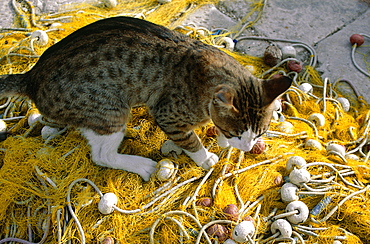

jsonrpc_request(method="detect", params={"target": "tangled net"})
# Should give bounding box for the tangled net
[0,0,369,243]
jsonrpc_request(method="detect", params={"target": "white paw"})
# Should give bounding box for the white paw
[80,128,157,181]
[129,157,157,182]
[95,154,157,182]
[217,133,230,148]
[184,147,219,170]
[199,152,219,170]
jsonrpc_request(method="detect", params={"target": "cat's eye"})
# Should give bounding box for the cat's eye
[227,131,241,139]
[218,128,233,139]
[254,130,267,140]
[218,127,242,140]
[228,132,240,139]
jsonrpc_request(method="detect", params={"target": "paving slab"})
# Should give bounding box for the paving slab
[181,4,236,30]
[241,0,368,45]
[315,8,370,103]
[0,0,13,28]
[0,0,88,28]
[183,0,370,104]
[250,0,370,104]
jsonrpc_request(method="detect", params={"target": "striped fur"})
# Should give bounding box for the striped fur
[0,17,292,177]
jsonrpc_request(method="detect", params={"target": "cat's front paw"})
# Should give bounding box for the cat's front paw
[184,147,219,170]
[217,133,230,148]
[199,152,219,170]
[135,158,158,181]
[101,154,157,182]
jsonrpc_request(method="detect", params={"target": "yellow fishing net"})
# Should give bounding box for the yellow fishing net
[0,0,369,243]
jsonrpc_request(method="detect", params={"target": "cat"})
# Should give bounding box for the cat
[0,17,292,181]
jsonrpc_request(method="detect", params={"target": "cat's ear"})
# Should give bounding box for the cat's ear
[262,75,292,106]
[213,85,239,113]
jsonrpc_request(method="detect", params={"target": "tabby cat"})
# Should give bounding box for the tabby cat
[0,17,292,181]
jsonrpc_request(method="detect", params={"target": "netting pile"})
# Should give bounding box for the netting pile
[0,0,369,243]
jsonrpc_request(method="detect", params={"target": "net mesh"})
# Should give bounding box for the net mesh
[0,0,369,243]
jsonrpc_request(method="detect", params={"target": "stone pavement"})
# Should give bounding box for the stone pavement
[183,0,370,104]
[1,0,369,103]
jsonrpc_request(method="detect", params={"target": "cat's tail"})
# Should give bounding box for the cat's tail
[0,74,29,97]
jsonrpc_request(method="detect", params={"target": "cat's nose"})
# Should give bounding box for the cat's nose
[227,136,257,152]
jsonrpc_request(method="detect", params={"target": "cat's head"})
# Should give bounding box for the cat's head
[210,75,292,152]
